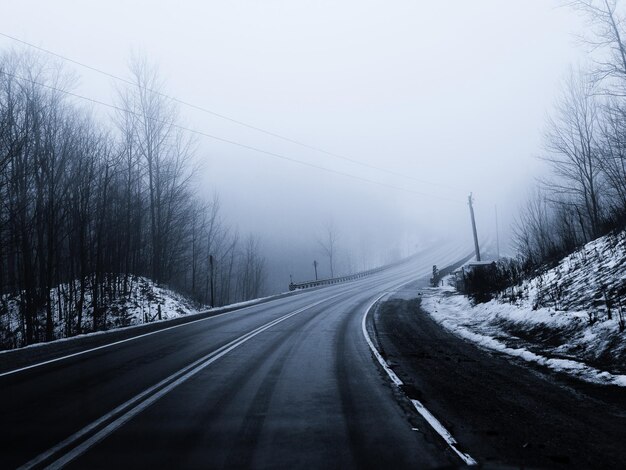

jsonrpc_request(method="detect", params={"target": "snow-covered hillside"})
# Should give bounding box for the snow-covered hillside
[421,230,626,386]
[0,276,201,350]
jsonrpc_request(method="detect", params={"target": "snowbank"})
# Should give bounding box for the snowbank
[421,287,626,386]
[0,276,202,350]
[420,231,626,386]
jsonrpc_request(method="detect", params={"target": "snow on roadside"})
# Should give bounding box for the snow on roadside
[0,276,203,350]
[0,275,293,353]
[420,282,626,387]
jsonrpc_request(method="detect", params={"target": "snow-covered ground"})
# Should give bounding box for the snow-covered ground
[420,231,626,387]
[0,274,296,352]
[0,276,202,350]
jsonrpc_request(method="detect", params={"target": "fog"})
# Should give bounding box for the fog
[1,1,587,292]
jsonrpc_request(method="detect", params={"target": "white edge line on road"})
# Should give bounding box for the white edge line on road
[410,399,477,466]
[361,291,478,467]
[0,294,296,379]
[21,292,346,470]
[361,292,403,387]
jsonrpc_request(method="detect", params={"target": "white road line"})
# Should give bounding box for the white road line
[20,292,347,470]
[0,294,303,378]
[361,290,478,467]
[361,292,403,386]
[410,399,477,466]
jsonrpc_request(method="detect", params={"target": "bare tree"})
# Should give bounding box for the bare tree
[566,0,626,93]
[236,234,266,301]
[116,54,196,285]
[318,219,339,278]
[514,189,556,264]
[542,71,603,239]
[596,100,626,216]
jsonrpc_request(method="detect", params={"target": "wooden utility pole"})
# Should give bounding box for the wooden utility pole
[495,204,500,259]
[468,193,481,262]
[209,254,215,307]
[313,260,318,280]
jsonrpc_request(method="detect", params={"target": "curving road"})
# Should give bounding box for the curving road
[1,243,471,469]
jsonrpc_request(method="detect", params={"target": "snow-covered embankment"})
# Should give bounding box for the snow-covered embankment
[421,231,626,387]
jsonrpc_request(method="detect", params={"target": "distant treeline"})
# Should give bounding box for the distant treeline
[514,0,626,271]
[0,49,265,346]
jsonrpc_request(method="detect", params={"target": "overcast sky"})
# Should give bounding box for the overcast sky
[0,1,588,281]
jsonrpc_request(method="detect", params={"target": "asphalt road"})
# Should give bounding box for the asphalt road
[1,243,471,469]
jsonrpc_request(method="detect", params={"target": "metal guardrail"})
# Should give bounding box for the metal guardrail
[289,250,476,292]
[430,252,476,286]
[288,265,387,291]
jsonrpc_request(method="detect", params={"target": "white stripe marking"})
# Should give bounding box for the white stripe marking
[361,292,403,386]
[410,399,477,466]
[20,292,346,470]
[361,290,477,466]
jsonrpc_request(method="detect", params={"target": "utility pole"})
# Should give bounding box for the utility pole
[468,193,481,262]
[209,254,215,307]
[313,260,318,280]
[495,204,500,259]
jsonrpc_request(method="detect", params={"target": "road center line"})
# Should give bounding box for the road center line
[19,291,347,470]
[361,291,478,466]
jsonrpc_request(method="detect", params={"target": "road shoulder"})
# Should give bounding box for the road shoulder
[372,281,626,468]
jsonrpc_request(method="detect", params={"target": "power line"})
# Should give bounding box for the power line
[0,31,459,192]
[0,69,462,204]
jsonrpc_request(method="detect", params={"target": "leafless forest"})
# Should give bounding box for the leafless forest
[515,1,626,268]
[0,50,265,347]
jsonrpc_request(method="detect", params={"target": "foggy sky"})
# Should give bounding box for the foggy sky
[0,1,587,287]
